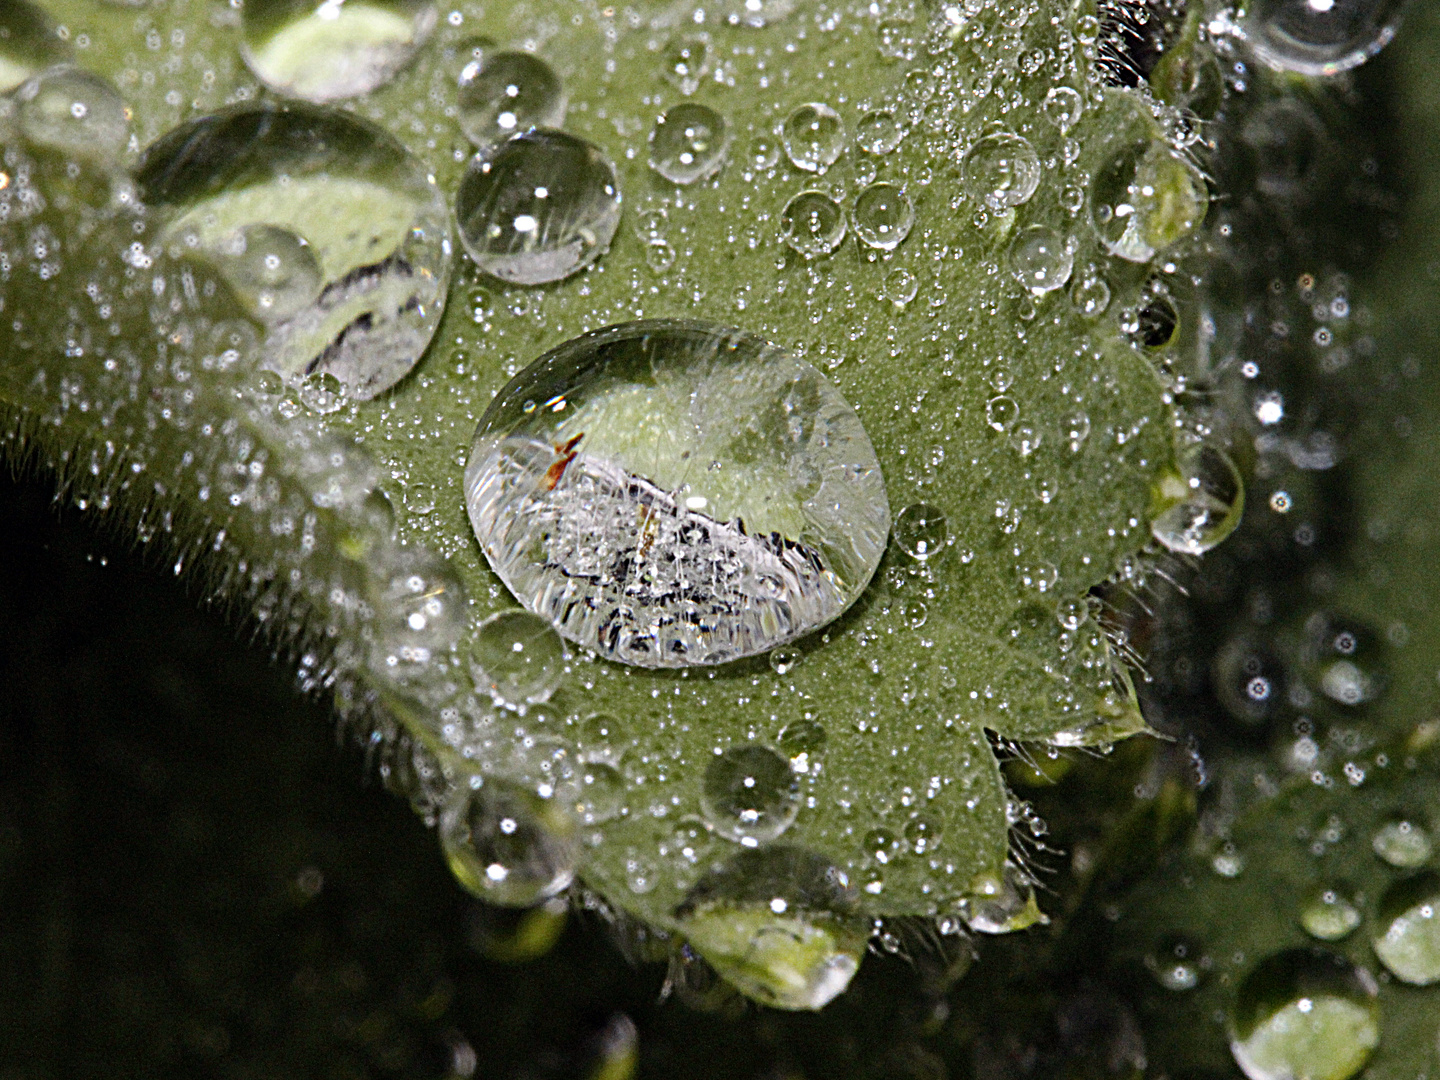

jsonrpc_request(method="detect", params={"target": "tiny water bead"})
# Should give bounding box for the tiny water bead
[15,67,128,163]
[986,395,1020,432]
[1309,616,1386,707]
[780,190,847,257]
[1372,872,1440,985]
[855,109,904,154]
[660,32,712,95]
[852,182,914,251]
[1213,638,1288,728]
[649,103,730,185]
[781,102,847,173]
[893,503,948,561]
[882,267,919,306]
[903,813,943,855]
[463,320,890,668]
[1041,85,1085,133]
[471,610,566,708]
[1244,0,1405,77]
[455,129,622,286]
[702,745,801,845]
[457,50,566,147]
[961,132,1041,212]
[1301,887,1362,942]
[440,780,578,907]
[1091,140,1208,263]
[778,718,827,760]
[1372,818,1432,868]
[769,646,802,676]
[1071,272,1112,318]
[1150,444,1245,556]
[0,0,70,95]
[240,0,436,102]
[1145,932,1208,991]
[1009,224,1074,295]
[137,103,452,399]
[365,546,468,684]
[576,761,625,824]
[1228,949,1380,1080]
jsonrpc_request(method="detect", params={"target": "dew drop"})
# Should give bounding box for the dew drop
[1062,410,1092,451]
[1372,817,1432,868]
[780,189,847,257]
[1300,886,1362,942]
[577,761,625,824]
[1146,932,1208,991]
[440,780,577,906]
[769,646,802,675]
[1071,272,1112,318]
[463,320,890,667]
[366,546,468,684]
[961,863,1045,934]
[701,745,801,844]
[457,50,566,147]
[893,503,947,561]
[660,32,712,95]
[16,67,127,162]
[1150,445,1245,556]
[1213,638,1287,728]
[961,132,1041,212]
[456,129,622,286]
[137,103,452,399]
[298,370,345,414]
[1372,871,1440,985]
[1041,85,1084,133]
[746,132,782,171]
[240,0,436,102]
[649,102,730,185]
[471,609,565,708]
[852,182,914,251]
[644,239,678,272]
[1310,615,1386,707]
[904,813,943,854]
[900,597,928,628]
[1009,224,1074,295]
[1090,140,1207,263]
[1228,949,1379,1080]
[781,102,847,173]
[882,266,919,306]
[986,395,1020,432]
[778,718,826,758]
[1056,595,1090,631]
[855,109,904,154]
[1244,0,1404,76]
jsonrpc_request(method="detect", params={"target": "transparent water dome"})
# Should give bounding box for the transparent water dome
[1243,0,1406,77]
[137,102,452,400]
[463,320,891,668]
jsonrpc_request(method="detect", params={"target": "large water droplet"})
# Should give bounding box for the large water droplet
[366,546,468,684]
[1009,224,1074,295]
[1150,445,1245,556]
[702,745,801,845]
[471,609,565,708]
[852,181,914,251]
[781,102,847,173]
[1301,886,1362,942]
[240,0,436,102]
[675,846,866,1010]
[961,862,1047,933]
[1372,817,1432,868]
[440,780,577,906]
[15,67,127,162]
[463,320,890,667]
[1228,949,1380,1080]
[649,102,730,185]
[1091,140,1207,262]
[458,50,566,147]
[1372,871,1440,985]
[0,0,69,94]
[456,129,621,286]
[961,132,1040,211]
[1244,0,1404,76]
[893,503,947,561]
[780,190,846,257]
[137,103,452,399]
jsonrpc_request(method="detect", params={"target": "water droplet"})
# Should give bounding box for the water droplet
[440,780,577,906]
[0,0,70,95]
[576,762,625,824]
[746,132,781,170]
[675,846,866,1010]
[1301,887,1362,942]
[1134,292,1180,349]
[1213,638,1288,728]
[456,129,622,286]
[580,712,625,749]
[367,547,468,684]
[961,132,1040,212]
[209,224,324,324]
[240,0,436,102]
[463,320,890,667]
[894,503,947,561]
[1244,0,1404,76]
[298,370,345,414]
[1009,224,1074,295]
[644,239,678,272]
[1372,818,1432,868]
[1056,595,1091,631]
[660,32,712,95]
[882,266,919,306]
[1090,140,1207,262]
[471,609,565,707]
[778,718,826,759]
[852,181,914,251]
[769,646,802,675]
[1228,949,1379,1080]
[780,189,847,257]
[1062,410,1092,451]
[986,395,1020,432]
[1310,616,1386,707]
[855,109,904,154]
[904,813,943,854]
[137,103,452,399]
[1041,85,1084,133]
[702,745,800,844]
[1071,272,1112,317]
[16,67,127,162]
[649,102,730,185]
[1373,872,1440,985]
[900,597,928,628]
[457,50,566,147]
[781,102,847,173]
[961,863,1046,934]
[1146,932,1208,991]
[1150,445,1245,556]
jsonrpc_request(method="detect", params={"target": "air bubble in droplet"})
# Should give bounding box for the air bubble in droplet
[1091,140,1207,263]
[471,609,565,707]
[463,320,890,668]
[16,67,127,162]
[781,102,847,173]
[649,102,730,185]
[1301,886,1362,942]
[961,132,1040,212]
[701,745,801,844]
[855,109,904,154]
[894,503,947,561]
[1372,818,1432,868]
[456,129,622,286]
[1372,871,1440,985]
[457,50,566,147]
[1244,0,1405,77]
[440,780,577,906]
[240,0,436,102]
[1151,445,1244,556]
[852,182,914,251]
[1009,224,1074,295]
[780,190,846,257]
